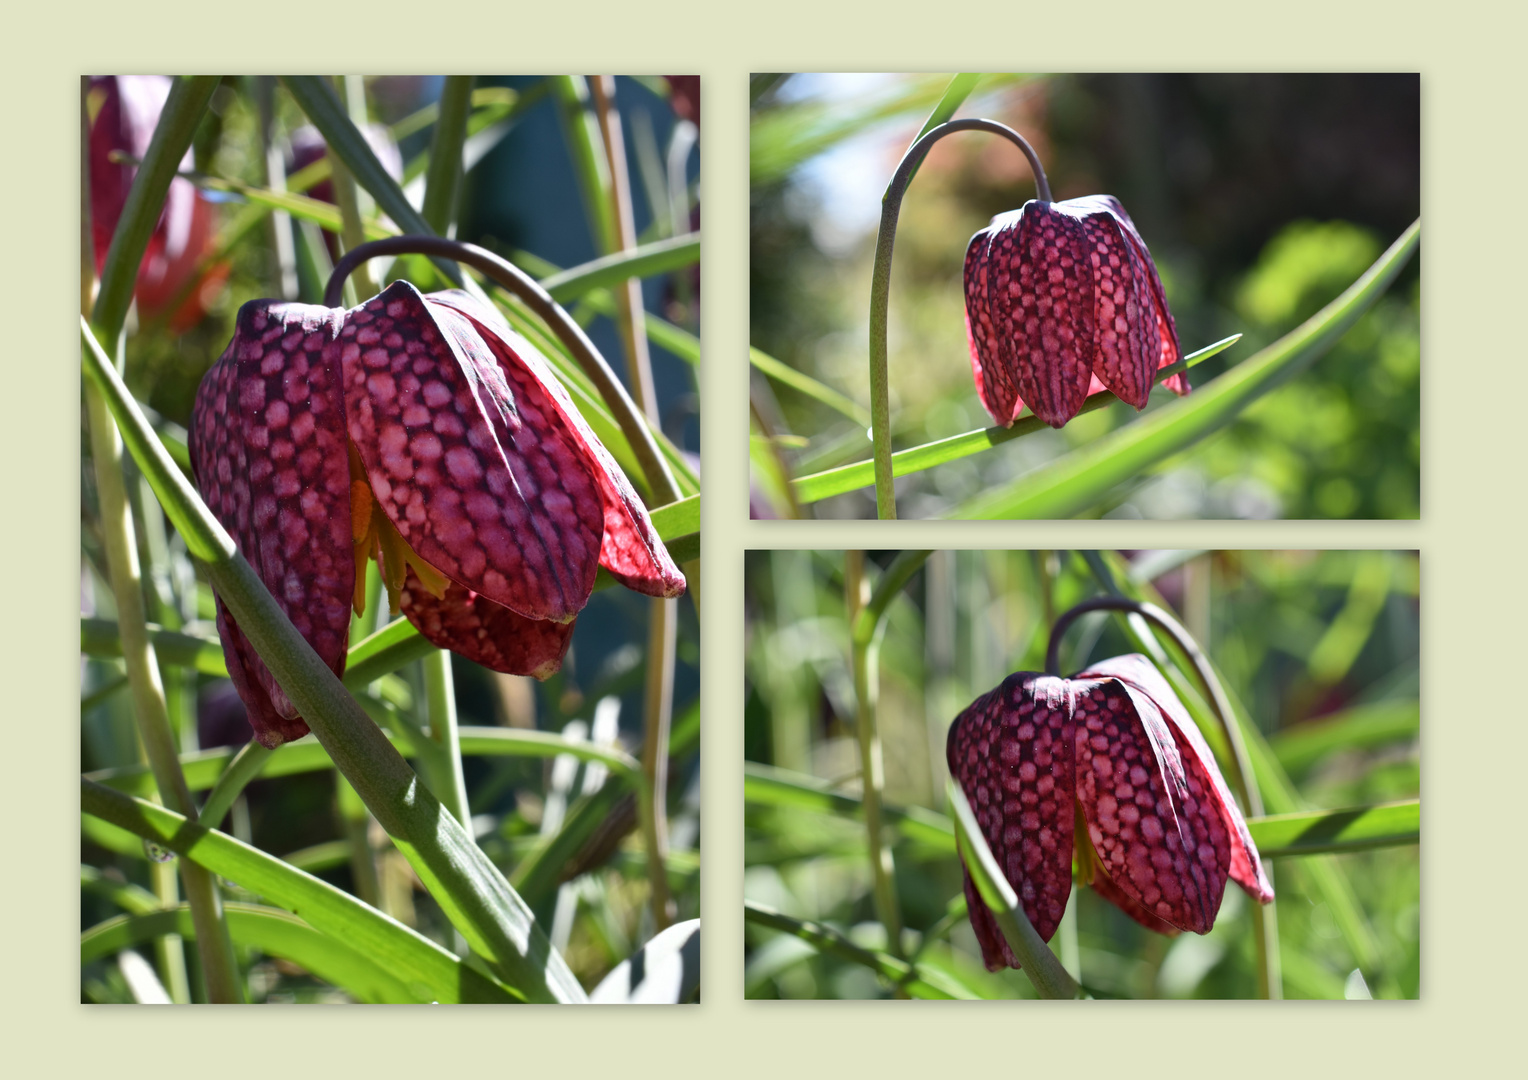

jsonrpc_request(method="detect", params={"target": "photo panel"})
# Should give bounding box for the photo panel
[81,74,700,1005]
[749,74,1420,520]
[744,550,1419,999]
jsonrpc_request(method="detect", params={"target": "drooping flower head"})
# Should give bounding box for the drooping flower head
[947,654,1271,971]
[963,195,1187,430]
[88,75,226,331]
[190,281,685,748]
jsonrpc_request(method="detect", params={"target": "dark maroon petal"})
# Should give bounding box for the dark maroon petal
[428,290,687,599]
[1087,859,1182,936]
[947,672,1076,969]
[399,568,573,679]
[963,217,1021,426]
[1069,674,1230,934]
[959,863,1017,972]
[190,299,354,747]
[1084,654,1273,903]
[213,602,311,748]
[992,202,1097,429]
[337,281,604,624]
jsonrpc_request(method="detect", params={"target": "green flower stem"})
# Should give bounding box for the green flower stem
[82,75,241,1004]
[81,319,585,1004]
[196,741,272,830]
[423,649,471,830]
[325,237,682,508]
[639,597,678,930]
[588,76,679,929]
[420,76,473,235]
[867,118,1052,518]
[845,553,900,959]
[947,782,1082,998]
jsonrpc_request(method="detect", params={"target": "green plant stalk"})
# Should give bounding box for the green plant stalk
[197,741,272,829]
[81,320,584,1004]
[552,76,617,253]
[420,76,473,235]
[590,75,659,422]
[423,649,471,830]
[845,552,903,957]
[639,597,678,930]
[867,119,1052,519]
[335,772,383,910]
[83,75,241,1004]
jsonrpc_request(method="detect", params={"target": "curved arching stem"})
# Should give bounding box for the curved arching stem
[867,119,1051,519]
[1044,596,1262,820]
[325,236,681,507]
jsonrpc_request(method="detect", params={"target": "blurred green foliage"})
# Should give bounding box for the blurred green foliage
[743,550,1419,998]
[750,74,1419,518]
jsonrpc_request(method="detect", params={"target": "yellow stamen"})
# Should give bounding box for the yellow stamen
[346,441,453,617]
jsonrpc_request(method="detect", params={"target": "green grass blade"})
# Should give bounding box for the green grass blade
[751,347,872,428]
[80,865,161,916]
[795,336,1240,504]
[420,76,473,234]
[1270,701,1419,774]
[897,73,981,191]
[541,233,700,302]
[1249,800,1419,858]
[743,902,972,999]
[82,780,520,1003]
[82,903,425,1004]
[950,222,1419,518]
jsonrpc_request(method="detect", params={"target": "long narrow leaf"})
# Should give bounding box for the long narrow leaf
[82,780,520,1003]
[541,233,700,301]
[82,904,422,1004]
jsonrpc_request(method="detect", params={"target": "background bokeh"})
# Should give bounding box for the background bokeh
[744,549,1420,998]
[750,74,1420,518]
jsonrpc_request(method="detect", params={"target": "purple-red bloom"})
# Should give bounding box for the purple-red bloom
[190,281,685,748]
[947,654,1272,971]
[88,75,225,332]
[963,195,1187,430]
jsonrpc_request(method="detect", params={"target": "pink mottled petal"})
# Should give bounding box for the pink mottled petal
[336,281,603,623]
[947,672,1076,969]
[1078,211,1157,409]
[1085,654,1273,903]
[429,290,686,599]
[959,863,1017,972]
[995,203,1096,429]
[963,221,1022,426]
[1070,674,1230,934]
[399,568,573,679]
[190,299,354,747]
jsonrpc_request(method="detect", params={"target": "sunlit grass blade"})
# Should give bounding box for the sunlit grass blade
[743,902,973,999]
[744,762,954,848]
[1270,701,1419,775]
[83,903,422,1004]
[1251,800,1419,858]
[751,347,872,428]
[950,221,1419,518]
[419,76,473,235]
[81,865,160,916]
[82,780,521,1003]
[794,335,1241,504]
[898,73,981,190]
[947,781,1080,998]
[589,919,701,1004]
[541,233,700,302]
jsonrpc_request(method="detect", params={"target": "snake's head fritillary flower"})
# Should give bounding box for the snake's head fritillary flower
[190,281,685,748]
[947,654,1272,971]
[88,75,226,332]
[963,195,1187,430]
